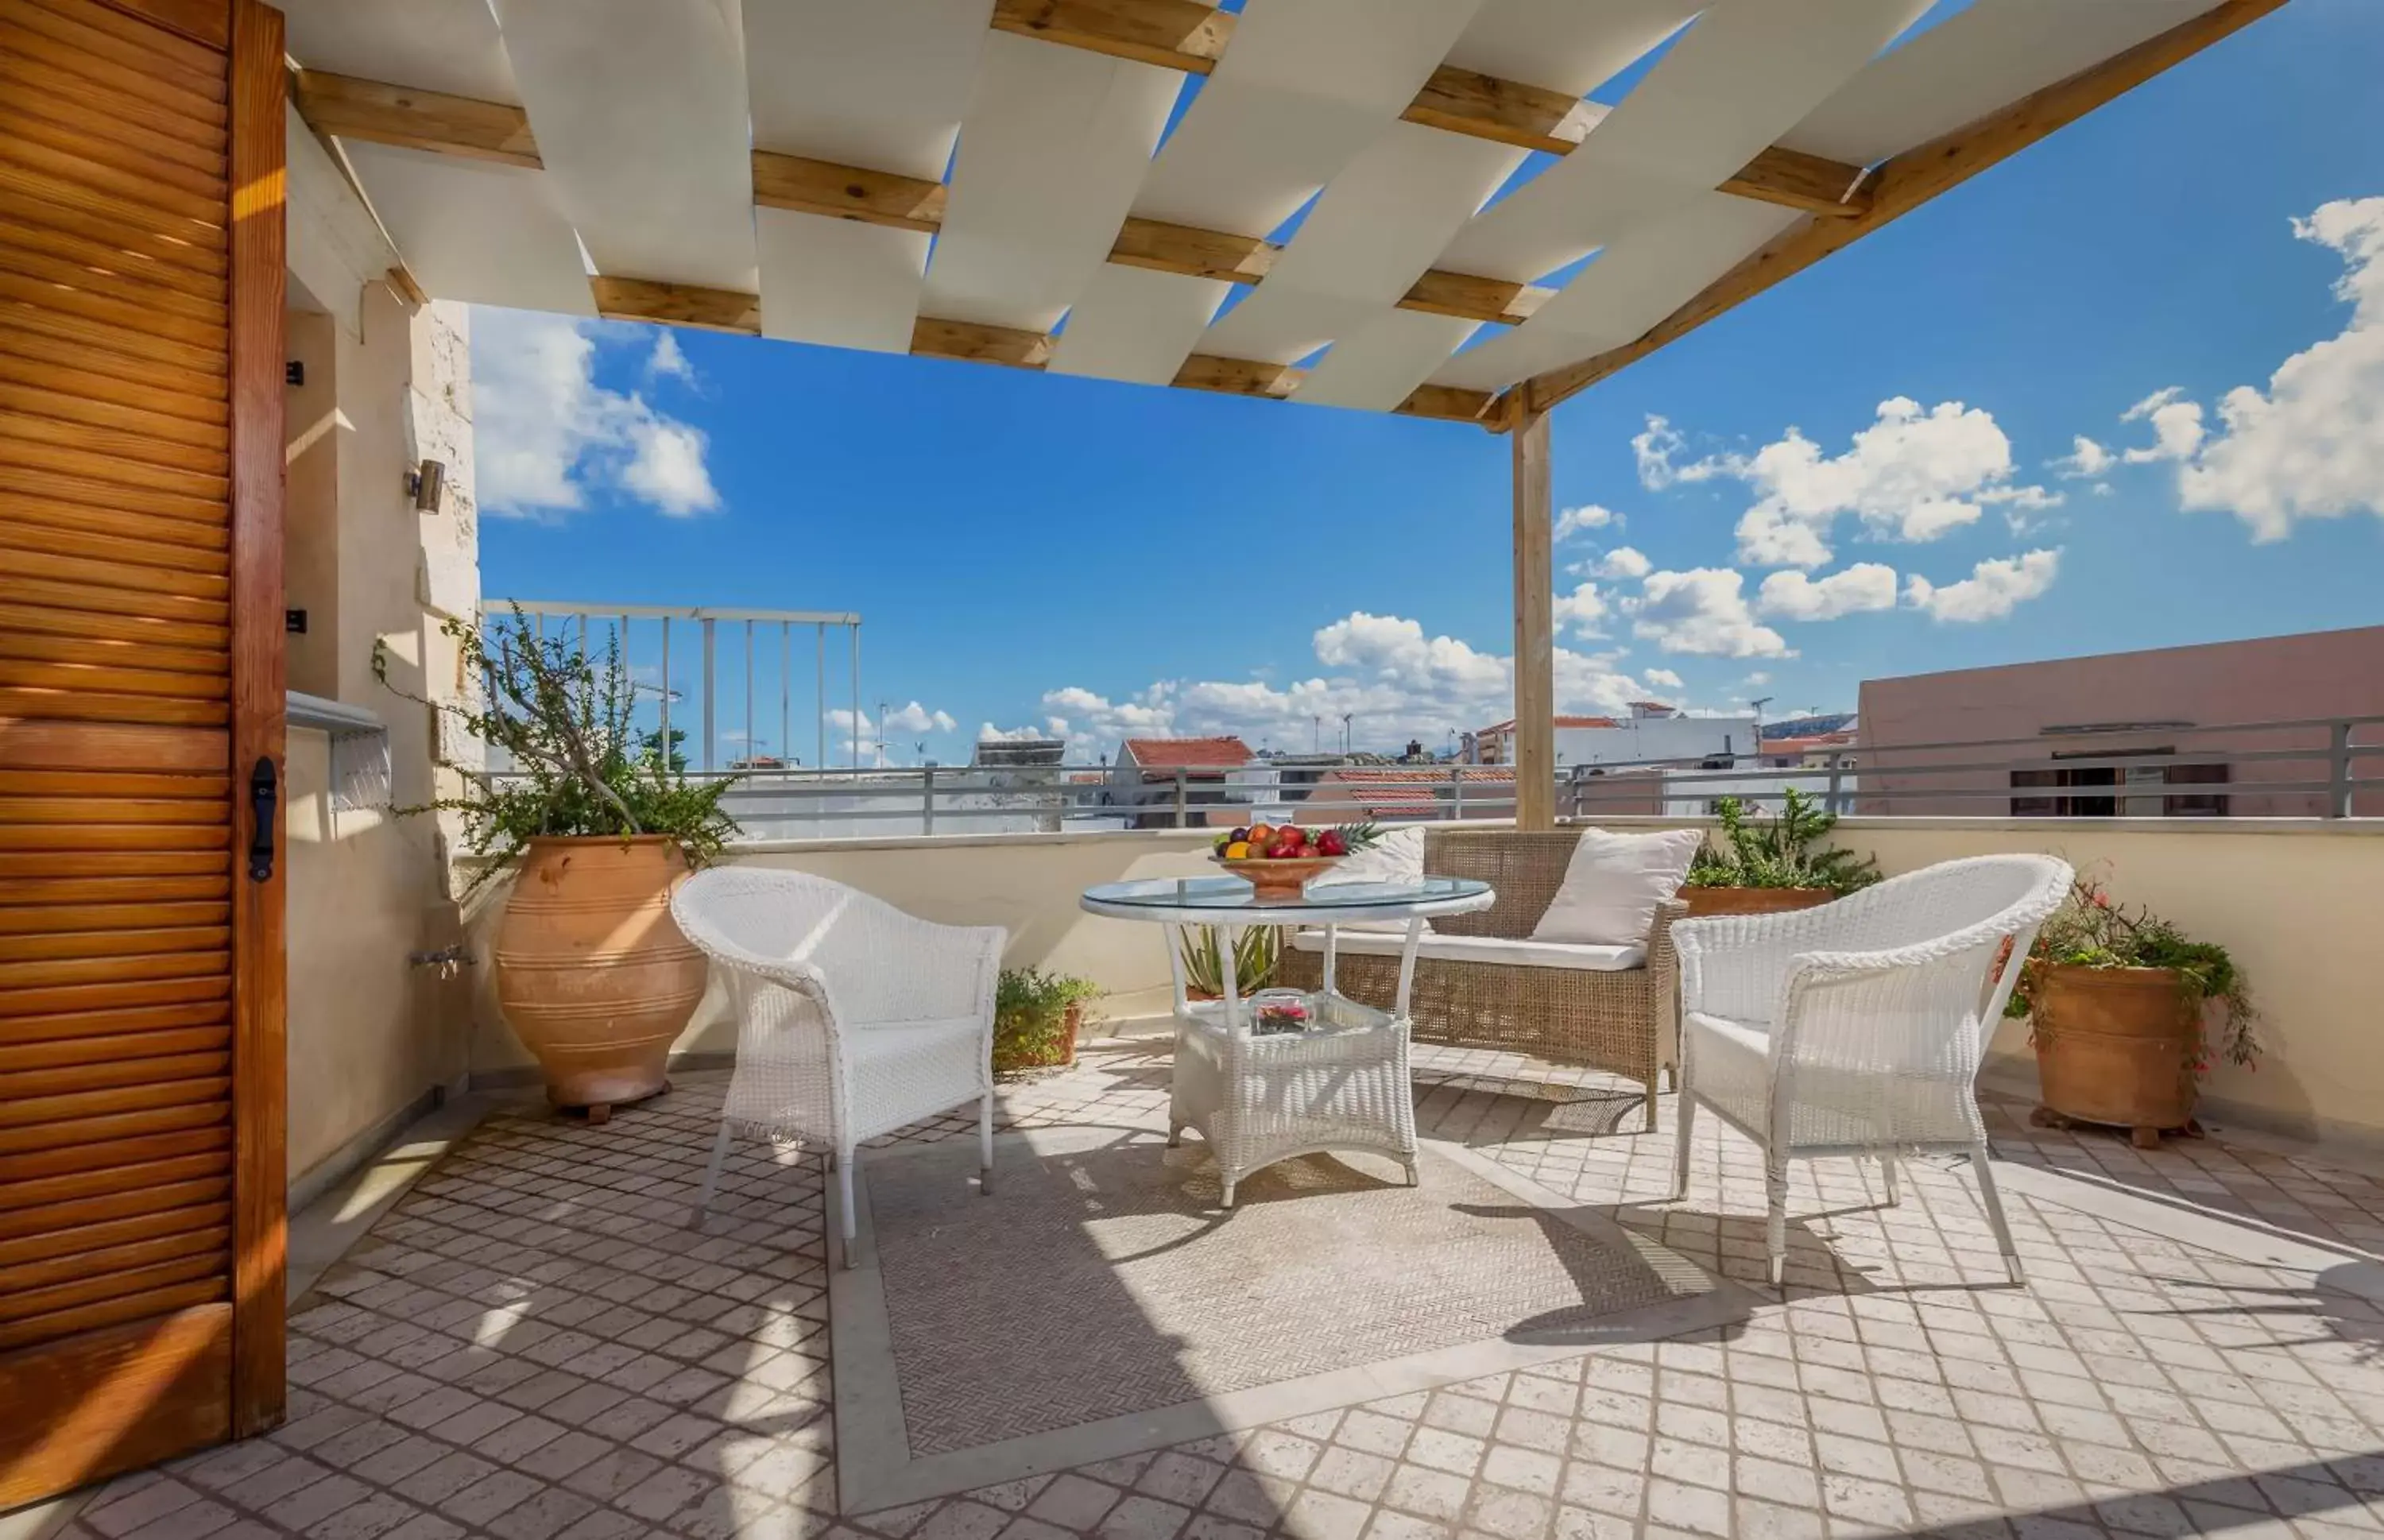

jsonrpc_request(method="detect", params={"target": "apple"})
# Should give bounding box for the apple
[1317,830,1347,857]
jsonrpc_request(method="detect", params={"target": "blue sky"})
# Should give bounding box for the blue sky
[470,1,2381,764]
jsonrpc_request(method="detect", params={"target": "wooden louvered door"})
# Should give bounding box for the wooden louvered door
[0,0,285,1503]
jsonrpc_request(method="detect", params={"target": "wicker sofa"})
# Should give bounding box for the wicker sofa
[1275,829,1681,1129]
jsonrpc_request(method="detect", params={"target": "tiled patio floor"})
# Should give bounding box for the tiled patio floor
[57,1028,2384,1540]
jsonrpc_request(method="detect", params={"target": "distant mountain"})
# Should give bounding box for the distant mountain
[1761,713,1855,741]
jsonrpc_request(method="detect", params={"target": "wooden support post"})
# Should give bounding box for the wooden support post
[1511,407,1554,830]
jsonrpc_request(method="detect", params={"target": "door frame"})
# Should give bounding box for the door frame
[223,0,287,1438]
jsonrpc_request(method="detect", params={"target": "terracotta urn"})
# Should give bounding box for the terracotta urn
[2030,963,2199,1148]
[1681,886,1836,918]
[493,835,708,1120]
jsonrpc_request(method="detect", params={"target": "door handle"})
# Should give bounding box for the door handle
[247,756,278,883]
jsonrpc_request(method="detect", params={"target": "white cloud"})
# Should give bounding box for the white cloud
[1633,416,1728,489]
[1902,549,2062,622]
[2120,386,2208,464]
[1628,569,1792,659]
[1743,671,1772,687]
[1040,609,1670,754]
[1554,503,1623,540]
[1755,563,1900,621]
[1553,581,1608,638]
[827,702,958,739]
[471,308,721,519]
[978,722,1047,742]
[2053,435,2116,479]
[646,331,695,385]
[1643,667,1684,689]
[1635,401,2056,568]
[1594,545,1652,580]
[2152,198,2384,540]
[617,417,716,516]
[881,701,959,737]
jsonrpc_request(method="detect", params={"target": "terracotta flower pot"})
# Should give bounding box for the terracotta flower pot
[2030,963,2198,1148]
[494,835,709,1120]
[1682,886,1836,918]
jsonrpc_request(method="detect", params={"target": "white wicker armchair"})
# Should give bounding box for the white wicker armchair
[1668,854,2072,1286]
[669,869,1005,1267]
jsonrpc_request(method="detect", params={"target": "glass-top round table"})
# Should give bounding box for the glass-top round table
[1079,874,1495,1206]
[1078,874,1492,925]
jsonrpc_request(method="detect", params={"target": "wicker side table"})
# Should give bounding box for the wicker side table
[1080,876,1496,1206]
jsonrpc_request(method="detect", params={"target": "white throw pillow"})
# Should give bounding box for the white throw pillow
[1528,827,1703,946]
[1310,826,1430,933]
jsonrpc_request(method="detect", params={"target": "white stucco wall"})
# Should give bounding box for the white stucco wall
[281,118,482,1194]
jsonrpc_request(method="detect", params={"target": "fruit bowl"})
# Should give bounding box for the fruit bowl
[1210,853,1344,900]
[1209,821,1368,900]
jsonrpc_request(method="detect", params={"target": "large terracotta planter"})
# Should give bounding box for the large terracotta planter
[1682,886,1836,918]
[2030,963,2198,1148]
[494,835,708,1120]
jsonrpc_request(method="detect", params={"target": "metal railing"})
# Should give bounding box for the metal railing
[630,763,1526,842]
[1558,713,2384,820]
[487,600,864,772]
[466,698,2384,842]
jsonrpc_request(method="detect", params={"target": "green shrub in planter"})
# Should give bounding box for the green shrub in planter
[993,967,1101,1073]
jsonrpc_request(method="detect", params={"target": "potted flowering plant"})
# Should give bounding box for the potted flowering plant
[2007,875,2259,1147]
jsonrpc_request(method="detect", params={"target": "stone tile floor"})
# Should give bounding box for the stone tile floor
[56,1028,2384,1540]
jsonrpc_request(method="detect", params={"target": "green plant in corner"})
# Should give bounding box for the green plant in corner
[2004,875,2259,1075]
[1685,788,1879,895]
[373,604,741,891]
[993,967,1102,1073]
[1178,924,1280,998]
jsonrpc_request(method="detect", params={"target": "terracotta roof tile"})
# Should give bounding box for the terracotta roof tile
[1120,736,1252,769]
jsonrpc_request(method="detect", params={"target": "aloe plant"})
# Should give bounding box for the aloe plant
[1178,924,1279,997]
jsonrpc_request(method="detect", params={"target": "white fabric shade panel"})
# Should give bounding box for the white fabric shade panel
[1130,0,1483,238]
[281,0,2243,412]
[1048,265,1232,385]
[338,142,596,317]
[487,0,759,295]
[741,0,990,182]
[1438,0,1935,285]
[922,34,1178,334]
[278,0,523,105]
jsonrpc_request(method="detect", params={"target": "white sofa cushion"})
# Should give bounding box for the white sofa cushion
[1306,826,1429,933]
[1528,826,1702,946]
[1291,929,1645,973]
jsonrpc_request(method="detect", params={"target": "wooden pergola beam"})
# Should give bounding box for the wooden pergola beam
[1511,0,2290,419]
[1400,269,1553,327]
[988,0,1233,75]
[1109,217,1276,284]
[1720,145,1871,219]
[291,69,540,168]
[1171,353,1302,400]
[591,277,760,335]
[1401,65,1601,156]
[752,151,946,233]
[911,315,1054,370]
[1397,384,1500,427]
[1508,404,1554,830]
